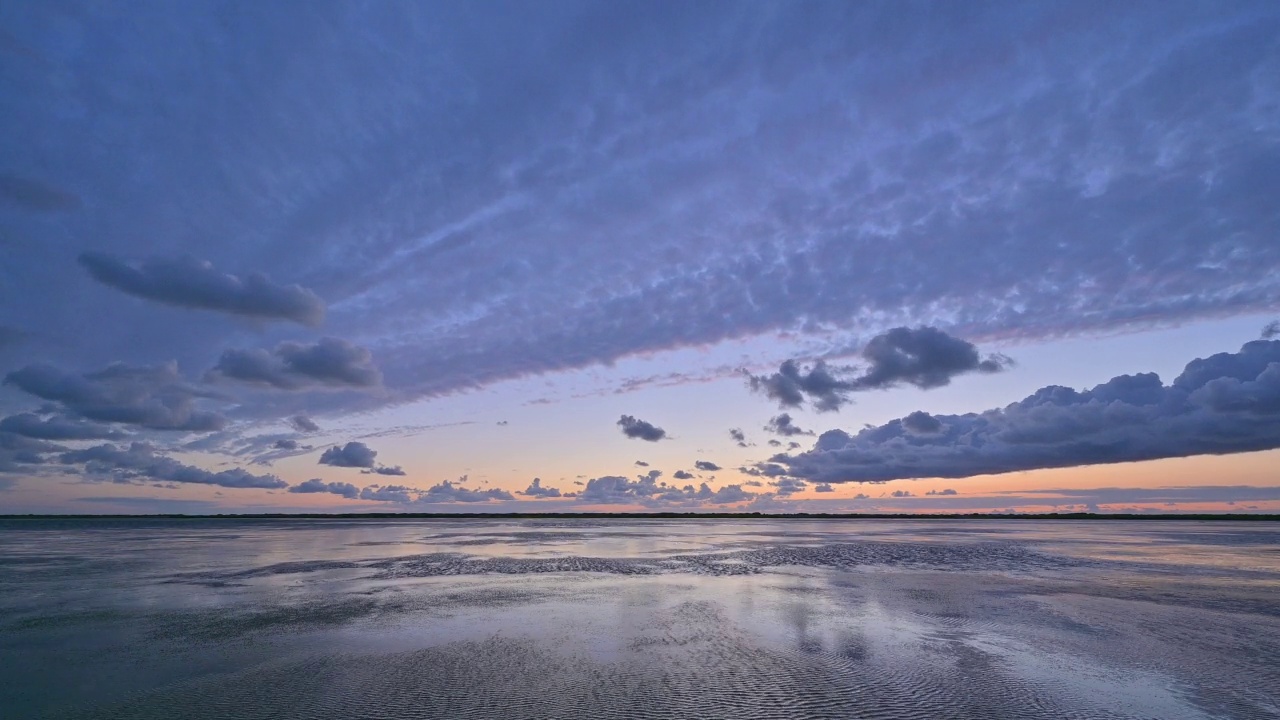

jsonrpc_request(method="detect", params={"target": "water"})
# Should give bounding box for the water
[1,518,1277,719]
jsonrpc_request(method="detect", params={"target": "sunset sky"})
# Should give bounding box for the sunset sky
[1,1,1278,514]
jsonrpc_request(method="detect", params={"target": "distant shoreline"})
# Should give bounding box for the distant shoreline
[1,512,1277,521]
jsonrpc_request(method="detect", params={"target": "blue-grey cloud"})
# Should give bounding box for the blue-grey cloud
[766,339,1280,483]
[359,484,415,503]
[207,337,380,391]
[729,428,748,447]
[288,478,359,499]
[617,415,667,442]
[289,415,320,433]
[273,439,298,450]
[672,470,694,480]
[926,488,958,496]
[814,483,834,493]
[318,441,378,469]
[4,362,226,432]
[518,477,564,498]
[634,460,650,467]
[1263,321,1280,340]
[765,413,813,437]
[577,473,755,506]
[749,327,1010,411]
[694,460,721,472]
[0,412,125,440]
[78,254,324,326]
[420,478,515,503]
[59,442,287,489]
[364,465,406,476]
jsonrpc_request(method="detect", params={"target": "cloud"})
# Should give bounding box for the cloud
[814,483,834,493]
[360,484,415,503]
[634,460,650,467]
[273,439,298,450]
[365,465,406,476]
[672,470,694,480]
[765,413,813,437]
[926,488,958,496]
[288,478,359,499]
[289,415,320,432]
[748,327,1010,411]
[729,428,748,447]
[207,337,381,390]
[694,460,721,472]
[4,362,226,432]
[765,339,1280,483]
[0,413,125,440]
[891,490,914,498]
[901,411,944,435]
[59,442,287,489]
[518,477,563,498]
[577,473,756,506]
[421,478,515,503]
[318,441,378,468]
[0,173,81,212]
[771,478,807,496]
[78,253,324,326]
[1263,321,1280,340]
[617,414,667,441]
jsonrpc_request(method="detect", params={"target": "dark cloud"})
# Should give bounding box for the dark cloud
[4,362,225,432]
[0,413,125,440]
[634,460,650,467]
[318,441,378,469]
[694,460,721,472]
[926,488,958,496]
[289,415,320,433]
[672,470,694,480]
[748,327,1010,411]
[0,430,63,474]
[78,253,324,326]
[617,415,667,442]
[766,340,1280,483]
[1263,321,1280,340]
[814,483,834,493]
[901,411,943,435]
[577,473,755,506]
[59,442,286,489]
[518,477,563,498]
[771,478,807,496]
[273,439,298,450]
[765,413,813,437]
[208,337,380,390]
[0,174,81,212]
[288,478,359,499]
[891,490,914,498]
[729,428,748,447]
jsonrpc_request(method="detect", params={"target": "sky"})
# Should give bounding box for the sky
[1,0,1278,515]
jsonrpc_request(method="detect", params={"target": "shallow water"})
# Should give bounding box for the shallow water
[1,518,1277,719]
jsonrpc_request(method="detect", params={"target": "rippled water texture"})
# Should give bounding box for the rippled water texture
[1,518,1278,719]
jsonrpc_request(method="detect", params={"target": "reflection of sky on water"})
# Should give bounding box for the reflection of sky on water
[1,519,1277,718]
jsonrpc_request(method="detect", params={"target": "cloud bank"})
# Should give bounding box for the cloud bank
[764,340,1280,483]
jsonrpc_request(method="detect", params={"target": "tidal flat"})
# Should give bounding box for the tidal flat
[1,518,1277,719]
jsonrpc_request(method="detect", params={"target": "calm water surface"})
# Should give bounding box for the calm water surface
[1,518,1277,719]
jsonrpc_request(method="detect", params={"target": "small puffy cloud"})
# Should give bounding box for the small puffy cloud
[290,415,320,432]
[771,478,807,496]
[289,478,359,499]
[672,470,694,480]
[765,413,813,437]
[926,488,958,496]
[78,253,324,326]
[208,337,381,390]
[4,362,225,432]
[748,327,1010,411]
[891,490,914,498]
[519,477,563,498]
[694,460,721,472]
[360,484,415,503]
[0,413,125,440]
[319,441,378,468]
[764,340,1280,483]
[634,460,650,467]
[617,414,667,441]
[814,483,834,493]
[729,428,748,447]
[577,473,755,506]
[59,442,286,489]
[421,478,515,503]
[366,465,406,476]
